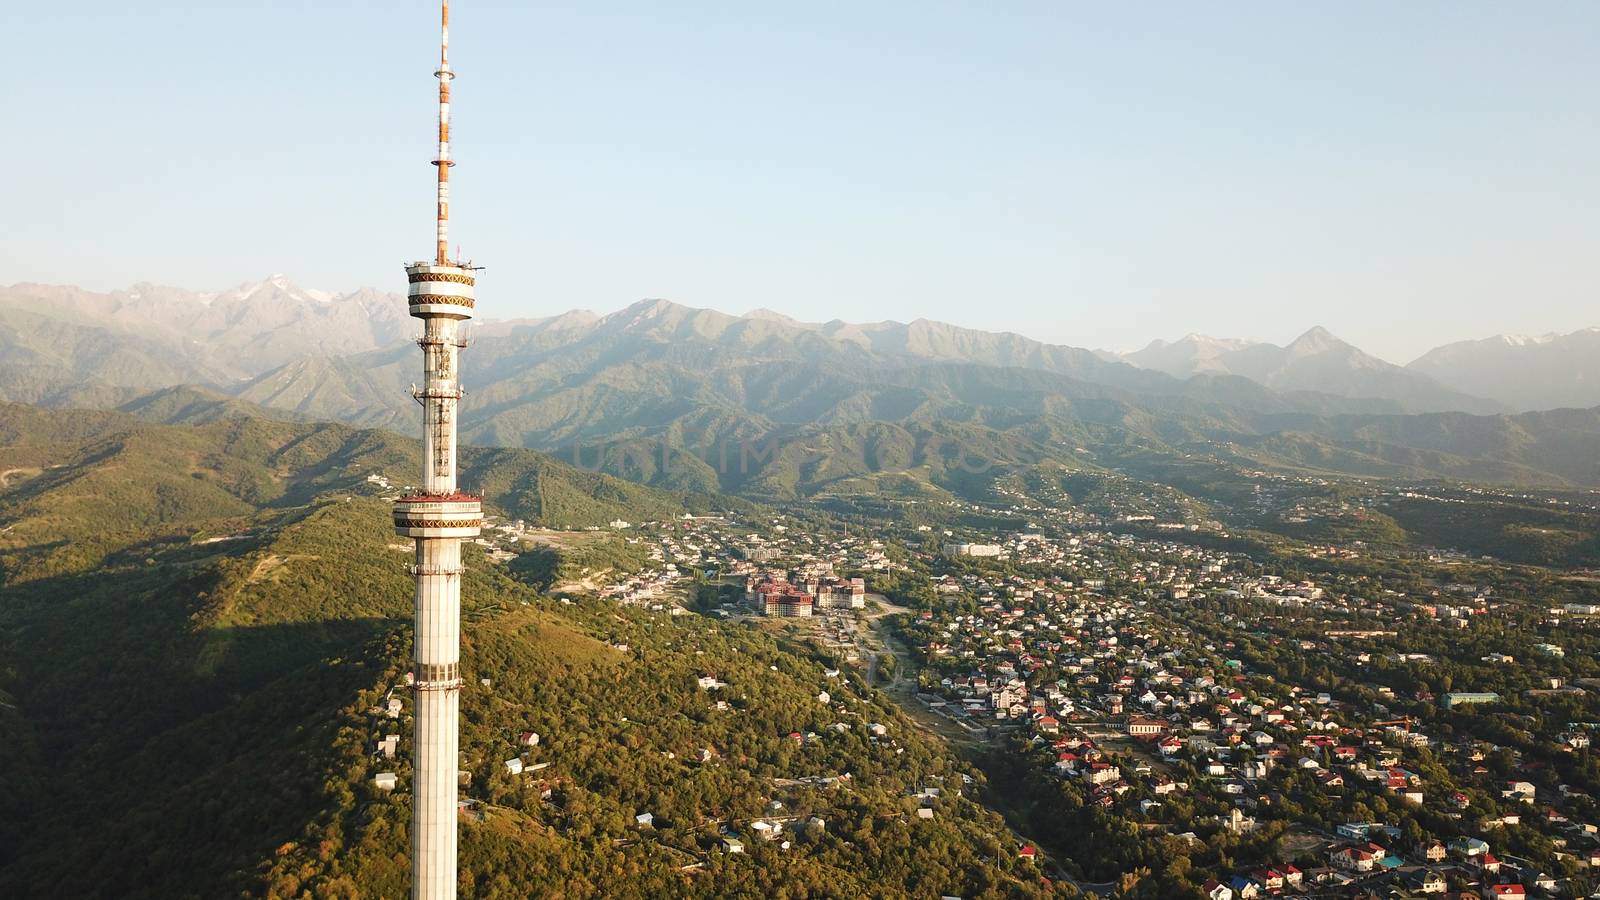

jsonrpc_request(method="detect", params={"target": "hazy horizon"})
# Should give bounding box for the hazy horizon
[20,270,1599,368]
[7,1,1598,362]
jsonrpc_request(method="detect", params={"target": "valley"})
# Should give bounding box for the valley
[6,299,1600,897]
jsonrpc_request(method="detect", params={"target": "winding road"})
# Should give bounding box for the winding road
[0,467,43,489]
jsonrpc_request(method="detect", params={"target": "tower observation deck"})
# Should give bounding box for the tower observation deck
[396,2,480,898]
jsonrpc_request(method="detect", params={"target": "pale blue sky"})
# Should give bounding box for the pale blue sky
[6,1,1598,362]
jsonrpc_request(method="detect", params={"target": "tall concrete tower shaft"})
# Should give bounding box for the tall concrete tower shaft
[393,2,480,898]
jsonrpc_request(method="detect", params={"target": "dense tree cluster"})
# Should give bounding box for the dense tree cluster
[0,408,1068,898]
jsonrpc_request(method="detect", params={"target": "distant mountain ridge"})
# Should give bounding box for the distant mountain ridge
[17,276,1600,415]
[0,277,411,386]
[1120,327,1503,414]
[0,276,1536,416]
[1122,333,1259,376]
[10,276,1600,494]
[1406,327,1600,411]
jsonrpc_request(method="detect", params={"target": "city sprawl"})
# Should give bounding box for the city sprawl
[437,463,1600,898]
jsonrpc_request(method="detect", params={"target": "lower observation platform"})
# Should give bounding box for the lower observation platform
[393,493,483,538]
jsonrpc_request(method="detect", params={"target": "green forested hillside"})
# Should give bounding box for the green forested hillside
[0,406,1066,899]
[228,333,1600,496]
[117,383,303,426]
[0,402,696,565]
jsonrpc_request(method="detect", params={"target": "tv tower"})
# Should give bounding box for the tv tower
[392,1,480,897]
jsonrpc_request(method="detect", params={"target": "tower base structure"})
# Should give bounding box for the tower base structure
[395,495,480,900]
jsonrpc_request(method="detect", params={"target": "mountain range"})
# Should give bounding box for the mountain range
[8,277,1600,495]
[0,277,409,407]
[1407,329,1600,412]
[1120,326,1600,416]
[1120,328,1503,414]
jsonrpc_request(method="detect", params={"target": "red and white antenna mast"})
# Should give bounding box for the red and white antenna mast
[432,0,455,265]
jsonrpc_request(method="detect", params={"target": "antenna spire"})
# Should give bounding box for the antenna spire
[432,0,455,265]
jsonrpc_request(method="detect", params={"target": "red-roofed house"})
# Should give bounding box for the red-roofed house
[1330,846,1376,873]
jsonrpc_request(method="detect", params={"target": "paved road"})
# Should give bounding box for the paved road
[856,598,1099,889]
[860,597,984,746]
